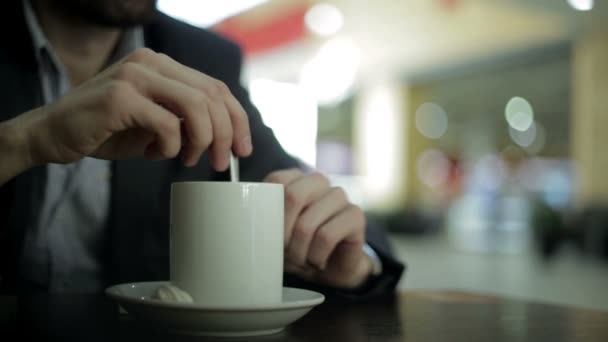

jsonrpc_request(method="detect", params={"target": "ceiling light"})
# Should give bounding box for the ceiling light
[567,0,594,11]
[157,0,270,27]
[299,38,359,105]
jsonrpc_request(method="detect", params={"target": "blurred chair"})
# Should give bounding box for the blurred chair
[531,201,608,262]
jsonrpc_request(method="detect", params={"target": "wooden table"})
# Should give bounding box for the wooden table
[2,290,608,341]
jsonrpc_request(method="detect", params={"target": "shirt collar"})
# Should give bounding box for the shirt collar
[112,27,145,64]
[23,0,49,53]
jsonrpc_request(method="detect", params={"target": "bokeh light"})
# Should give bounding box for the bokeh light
[509,121,537,148]
[305,3,344,37]
[525,121,546,155]
[567,0,594,11]
[415,103,449,139]
[250,79,318,167]
[505,97,534,132]
[416,149,451,189]
[300,38,360,106]
[543,168,572,209]
[471,154,508,193]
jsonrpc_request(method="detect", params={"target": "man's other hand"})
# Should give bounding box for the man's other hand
[264,168,374,289]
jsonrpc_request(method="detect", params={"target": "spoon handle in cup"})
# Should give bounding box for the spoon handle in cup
[230,153,239,182]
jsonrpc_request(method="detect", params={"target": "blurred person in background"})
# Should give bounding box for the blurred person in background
[0,0,403,297]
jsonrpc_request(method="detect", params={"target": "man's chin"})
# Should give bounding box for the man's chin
[46,0,158,28]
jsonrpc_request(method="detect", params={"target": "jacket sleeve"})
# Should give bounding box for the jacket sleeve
[224,44,405,299]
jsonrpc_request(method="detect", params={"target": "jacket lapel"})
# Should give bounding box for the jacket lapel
[0,2,46,291]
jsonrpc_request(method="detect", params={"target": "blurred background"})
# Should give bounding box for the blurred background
[159,0,608,310]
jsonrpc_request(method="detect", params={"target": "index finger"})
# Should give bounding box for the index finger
[127,49,252,157]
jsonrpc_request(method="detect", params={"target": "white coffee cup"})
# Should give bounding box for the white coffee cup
[170,181,284,306]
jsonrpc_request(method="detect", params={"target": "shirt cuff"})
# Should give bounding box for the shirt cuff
[363,243,383,276]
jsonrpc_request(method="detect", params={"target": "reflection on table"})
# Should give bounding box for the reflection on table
[2,289,608,341]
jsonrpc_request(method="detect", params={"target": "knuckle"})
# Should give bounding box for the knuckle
[206,80,227,99]
[161,117,180,137]
[332,187,348,203]
[104,80,133,109]
[317,230,335,248]
[156,52,172,61]
[114,62,139,82]
[289,168,305,177]
[213,135,232,150]
[296,254,308,266]
[294,219,314,238]
[264,174,278,183]
[265,169,301,184]
[285,187,302,208]
[127,47,155,63]
[186,133,205,150]
[201,133,213,150]
[235,110,250,130]
[287,252,305,267]
[185,93,207,119]
[184,97,211,148]
[348,204,366,228]
[229,100,248,124]
[190,93,207,109]
[190,131,211,152]
[265,171,284,184]
[213,128,233,146]
[311,172,330,187]
[158,123,180,158]
[215,80,231,96]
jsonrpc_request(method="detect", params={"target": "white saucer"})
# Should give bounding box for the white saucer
[105,281,325,337]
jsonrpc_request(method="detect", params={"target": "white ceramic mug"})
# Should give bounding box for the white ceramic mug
[170,181,284,306]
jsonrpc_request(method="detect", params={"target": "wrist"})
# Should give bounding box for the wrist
[0,115,38,180]
[13,108,49,167]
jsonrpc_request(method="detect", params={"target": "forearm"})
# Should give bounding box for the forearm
[0,117,34,186]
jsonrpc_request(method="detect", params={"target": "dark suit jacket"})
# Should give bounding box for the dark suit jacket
[0,3,404,298]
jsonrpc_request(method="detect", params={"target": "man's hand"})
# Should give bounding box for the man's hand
[264,168,374,289]
[7,47,252,175]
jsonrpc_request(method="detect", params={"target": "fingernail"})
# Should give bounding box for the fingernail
[189,155,200,167]
[240,136,252,155]
[183,155,196,167]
